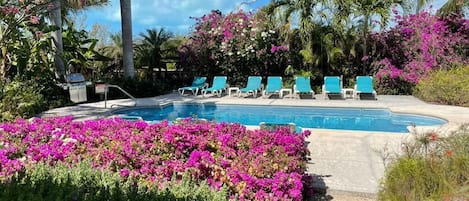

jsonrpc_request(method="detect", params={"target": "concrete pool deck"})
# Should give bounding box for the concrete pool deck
[41,93,469,199]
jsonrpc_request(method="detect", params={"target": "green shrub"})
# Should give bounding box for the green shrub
[100,77,178,99]
[414,65,469,106]
[0,78,68,122]
[0,161,229,201]
[0,79,45,121]
[378,125,469,201]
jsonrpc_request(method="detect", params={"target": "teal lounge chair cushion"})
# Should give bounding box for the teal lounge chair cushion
[179,76,206,90]
[324,76,341,93]
[240,76,262,92]
[295,77,313,93]
[265,76,282,93]
[205,76,227,92]
[356,76,374,93]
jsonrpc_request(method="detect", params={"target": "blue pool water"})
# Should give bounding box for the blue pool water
[113,104,447,133]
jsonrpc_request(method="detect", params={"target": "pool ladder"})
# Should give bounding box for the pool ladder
[103,84,137,108]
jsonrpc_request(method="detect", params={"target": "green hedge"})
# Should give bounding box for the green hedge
[0,161,229,201]
[414,65,469,107]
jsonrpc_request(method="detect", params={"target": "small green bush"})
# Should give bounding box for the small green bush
[414,65,469,107]
[0,161,229,201]
[0,79,45,121]
[378,125,469,201]
[102,77,177,99]
[0,78,68,122]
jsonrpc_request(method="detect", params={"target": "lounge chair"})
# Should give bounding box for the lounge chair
[262,76,282,98]
[178,76,207,96]
[202,76,228,97]
[294,76,315,99]
[238,76,262,97]
[354,76,377,100]
[322,76,343,99]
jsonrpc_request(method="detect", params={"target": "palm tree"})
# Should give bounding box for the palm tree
[406,0,468,16]
[102,33,124,66]
[438,0,469,16]
[414,0,429,13]
[48,0,108,81]
[261,0,324,44]
[100,33,123,77]
[331,0,403,74]
[49,1,65,80]
[135,28,174,79]
[120,0,134,78]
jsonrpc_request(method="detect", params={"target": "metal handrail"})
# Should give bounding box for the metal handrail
[104,84,137,108]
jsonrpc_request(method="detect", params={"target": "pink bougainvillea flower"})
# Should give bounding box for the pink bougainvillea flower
[30,15,40,24]
[0,116,313,200]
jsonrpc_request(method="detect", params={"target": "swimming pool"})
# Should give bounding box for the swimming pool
[113,104,447,133]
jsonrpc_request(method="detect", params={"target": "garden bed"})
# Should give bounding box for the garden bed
[0,117,313,200]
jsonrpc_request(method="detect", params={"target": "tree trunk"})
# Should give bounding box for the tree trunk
[120,0,135,78]
[362,14,369,75]
[50,0,66,81]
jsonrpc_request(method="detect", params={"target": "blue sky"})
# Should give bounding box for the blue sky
[80,0,270,36]
[79,0,447,36]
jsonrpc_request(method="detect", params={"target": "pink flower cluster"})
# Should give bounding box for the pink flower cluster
[1,6,19,15]
[270,45,289,54]
[372,11,468,93]
[0,117,313,200]
[179,10,290,80]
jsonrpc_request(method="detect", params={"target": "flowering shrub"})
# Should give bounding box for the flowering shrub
[0,0,52,79]
[0,117,313,200]
[0,1,69,121]
[179,10,289,85]
[371,12,469,94]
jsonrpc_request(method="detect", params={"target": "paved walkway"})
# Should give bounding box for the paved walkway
[41,93,469,198]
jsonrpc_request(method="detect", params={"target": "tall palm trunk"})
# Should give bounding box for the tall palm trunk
[50,0,66,81]
[120,0,135,78]
[362,14,369,75]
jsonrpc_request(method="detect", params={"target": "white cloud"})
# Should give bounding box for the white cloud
[82,0,264,35]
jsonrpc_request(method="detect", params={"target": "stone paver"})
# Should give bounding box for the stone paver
[41,93,469,197]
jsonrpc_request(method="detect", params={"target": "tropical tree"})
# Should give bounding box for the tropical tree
[160,35,186,67]
[0,0,50,79]
[61,23,109,77]
[261,0,327,46]
[119,0,134,78]
[48,0,108,81]
[438,0,469,16]
[408,0,468,15]
[414,0,429,13]
[0,0,70,120]
[100,33,123,78]
[135,28,173,79]
[359,0,402,73]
